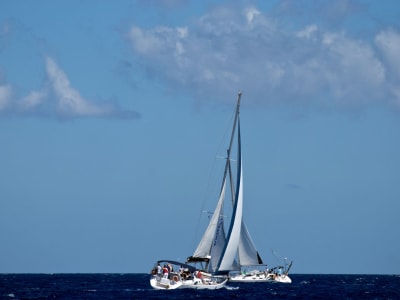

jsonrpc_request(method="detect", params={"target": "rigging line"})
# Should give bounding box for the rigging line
[271,249,289,265]
[216,155,236,162]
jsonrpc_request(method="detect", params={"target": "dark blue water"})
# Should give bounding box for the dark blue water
[1,274,399,299]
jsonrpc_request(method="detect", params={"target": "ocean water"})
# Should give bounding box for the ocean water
[1,274,399,299]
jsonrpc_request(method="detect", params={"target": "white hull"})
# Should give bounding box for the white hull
[150,276,183,290]
[229,273,292,284]
[180,277,227,290]
[150,275,227,290]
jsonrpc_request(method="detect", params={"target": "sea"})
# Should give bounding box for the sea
[1,274,399,299]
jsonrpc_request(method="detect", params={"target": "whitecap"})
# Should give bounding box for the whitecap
[225,286,239,290]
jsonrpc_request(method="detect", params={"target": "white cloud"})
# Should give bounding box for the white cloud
[0,84,11,110]
[321,32,385,103]
[375,30,400,107]
[375,30,400,73]
[0,56,140,120]
[245,7,260,24]
[375,29,400,67]
[296,25,318,40]
[45,56,112,117]
[127,4,400,112]
[129,26,164,54]
[19,89,47,110]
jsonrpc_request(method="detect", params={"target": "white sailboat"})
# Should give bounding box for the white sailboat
[150,260,227,290]
[186,91,293,283]
[150,260,184,290]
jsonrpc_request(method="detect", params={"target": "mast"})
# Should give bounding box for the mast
[227,91,242,160]
[218,91,241,227]
[226,91,242,203]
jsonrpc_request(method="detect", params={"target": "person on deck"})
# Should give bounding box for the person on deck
[162,265,169,278]
[168,264,174,272]
[194,270,204,283]
[157,263,162,277]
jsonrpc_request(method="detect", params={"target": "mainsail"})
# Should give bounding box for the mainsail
[217,150,243,272]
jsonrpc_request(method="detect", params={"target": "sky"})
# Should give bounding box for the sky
[0,0,399,274]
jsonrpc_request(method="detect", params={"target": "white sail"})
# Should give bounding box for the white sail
[208,211,227,272]
[190,180,227,268]
[217,153,243,272]
[238,221,263,266]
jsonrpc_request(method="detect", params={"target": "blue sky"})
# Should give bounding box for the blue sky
[1,0,399,274]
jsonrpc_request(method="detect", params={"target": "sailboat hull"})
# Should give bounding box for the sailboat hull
[180,277,228,289]
[229,271,292,283]
[149,261,228,290]
[150,275,183,290]
[150,275,227,290]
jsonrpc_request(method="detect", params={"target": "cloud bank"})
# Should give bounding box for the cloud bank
[0,56,140,120]
[127,4,400,112]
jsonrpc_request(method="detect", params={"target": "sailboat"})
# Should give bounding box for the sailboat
[149,260,227,290]
[186,91,293,283]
